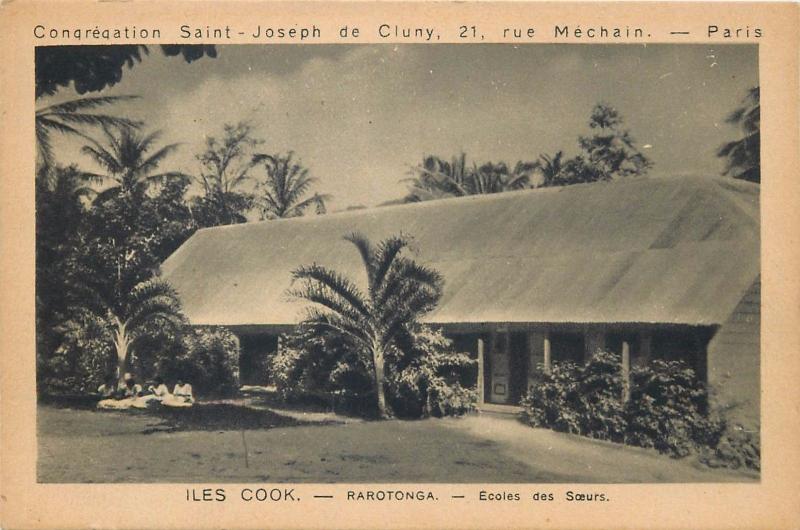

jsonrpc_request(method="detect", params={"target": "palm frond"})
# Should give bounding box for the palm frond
[136,143,181,175]
[36,95,140,114]
[372,235,410,292]
[343,233,375,286]
[291,263,370,318]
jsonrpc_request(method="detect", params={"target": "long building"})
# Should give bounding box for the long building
[161,176,760,427]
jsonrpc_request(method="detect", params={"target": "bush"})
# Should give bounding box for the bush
[521,350,625,441]
[699,423,760,471]
[625,359,715,457]
[39,312,114,395]
[522,351,721,458]
[271,326,373,402]
[157,326,240,396]
[385,326,477,418]
[270,324,477,418]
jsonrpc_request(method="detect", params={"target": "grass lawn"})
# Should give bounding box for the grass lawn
[37,403,757,483]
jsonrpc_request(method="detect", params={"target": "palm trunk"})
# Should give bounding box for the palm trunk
[371,342,390,419]
[113,318,130,387]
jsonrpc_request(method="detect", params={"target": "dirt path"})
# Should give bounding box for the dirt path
[439,414,757,483]
[37,405,756,483]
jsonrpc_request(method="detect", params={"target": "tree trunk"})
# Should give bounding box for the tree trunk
[113,319,130,388]
[371,344,390,419]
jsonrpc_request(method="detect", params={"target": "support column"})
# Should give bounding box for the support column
[622,340,631,402]
[231,334,241,387]
[543,332,552,375]
[477,338,485,404]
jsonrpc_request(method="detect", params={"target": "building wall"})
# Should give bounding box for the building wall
[707,278,761,429]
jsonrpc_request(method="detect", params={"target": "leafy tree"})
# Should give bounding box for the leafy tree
[718,87,760,183]
[578,104,652,179]
[81,124,187,201]
[36,165,101,390]
[404,153,535,202]
[254,151,330,219]
[289,233,443,418]
[36,45,216,98]
[540,104,652,187]
[35,95,140,169]
[191,122,262,227]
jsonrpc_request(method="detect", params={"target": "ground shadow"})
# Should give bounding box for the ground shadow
[142,403,313,434]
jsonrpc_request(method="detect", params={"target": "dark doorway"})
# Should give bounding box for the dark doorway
[238,334,278,385]
[508,332,529,404]
[551,332,585,364]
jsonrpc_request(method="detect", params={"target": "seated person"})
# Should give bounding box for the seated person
[98,374,142,410]
[96,377,117,398]
[148,377,171,400]
[122,376,143,398]
[173,380,194,403]
[162,379,195,408]
[132,377,171,409]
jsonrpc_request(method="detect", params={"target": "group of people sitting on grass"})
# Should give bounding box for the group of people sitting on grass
[96,373,194,410]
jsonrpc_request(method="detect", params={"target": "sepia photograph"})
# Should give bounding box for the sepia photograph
[34,42,761,484]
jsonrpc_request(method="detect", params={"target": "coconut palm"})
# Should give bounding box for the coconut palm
[404,153,535,202]
[718,87,760,183]
[254,151,330,220]
[81,124,187,200]
[35,95,140,169]
[65,278,185,386]
[290,233,443,418]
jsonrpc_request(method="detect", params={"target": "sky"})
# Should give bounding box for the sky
[41,44,758,210]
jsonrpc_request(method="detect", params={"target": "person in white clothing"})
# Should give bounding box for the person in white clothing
[173,380,194,403]
[162,379,194,408]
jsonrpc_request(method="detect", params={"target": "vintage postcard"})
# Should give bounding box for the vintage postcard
[1,1,798,529]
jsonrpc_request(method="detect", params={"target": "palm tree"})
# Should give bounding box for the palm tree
[536,151,566,187]
[718,87,760,183]
[65,278,185,386]
[254,151,330,220]
[290,233,443,418]
[35,95,140,169]
[80,124,187,200]
[404,153,535,202]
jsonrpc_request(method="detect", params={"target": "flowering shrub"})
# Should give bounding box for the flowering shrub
[385,326,477,418]
[625,359,716,457]
[521,350,626,441]
[521,350,750,463]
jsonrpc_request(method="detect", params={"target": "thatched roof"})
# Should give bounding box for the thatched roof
[161,176,759,328]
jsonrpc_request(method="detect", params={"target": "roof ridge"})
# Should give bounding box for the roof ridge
[194,175,757,234]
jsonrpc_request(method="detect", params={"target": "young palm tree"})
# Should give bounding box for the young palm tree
[65,278,185,386]
[35,95,140,169]
[290,233,443,418]
[254,151,330,220]
[81,124,187,200]
[718,86,760,183]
